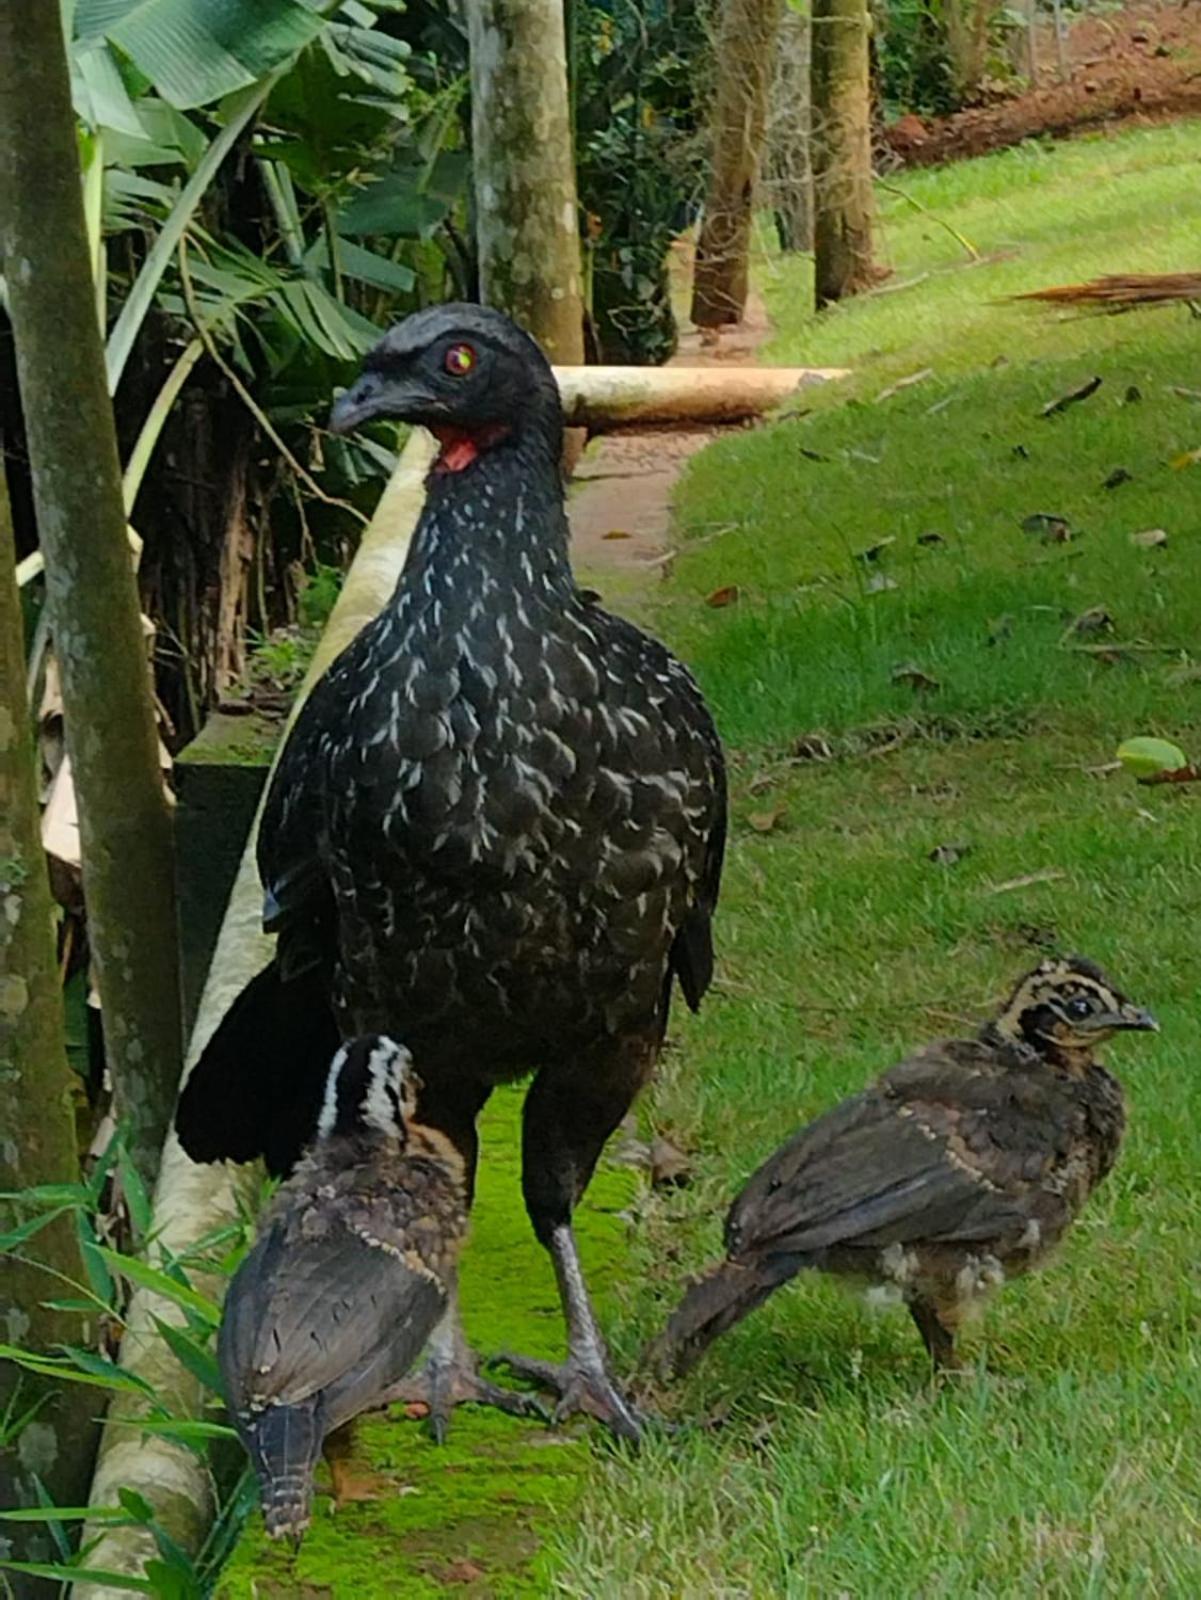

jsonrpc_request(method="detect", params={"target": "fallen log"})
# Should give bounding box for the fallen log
[555,362,846,428]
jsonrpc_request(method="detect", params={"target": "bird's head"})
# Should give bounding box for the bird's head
[315,1034,421,1145]
[989,955,1157,1063]
[328,303,562,472]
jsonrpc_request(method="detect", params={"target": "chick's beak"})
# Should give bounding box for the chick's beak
[1118,1004,1159,1033]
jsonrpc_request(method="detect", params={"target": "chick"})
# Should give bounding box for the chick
[218,1035,467,1543]
[653,957,1157,1377]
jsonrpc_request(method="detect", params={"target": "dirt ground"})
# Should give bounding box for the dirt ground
[568,279,775,572]
[885,1,1201,166]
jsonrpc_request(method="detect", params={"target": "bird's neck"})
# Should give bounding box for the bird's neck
[399,425,573,605]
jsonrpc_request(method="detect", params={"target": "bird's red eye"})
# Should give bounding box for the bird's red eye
[444,342,476,376]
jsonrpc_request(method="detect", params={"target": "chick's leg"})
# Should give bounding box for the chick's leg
[384,1296,548,1441]
[378,1076,545,1439]
[496,1044,655,1444]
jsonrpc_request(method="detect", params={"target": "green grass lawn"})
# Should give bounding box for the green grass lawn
[547,122,1201,1596]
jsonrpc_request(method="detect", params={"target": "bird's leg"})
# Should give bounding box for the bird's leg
[494,1051,654,1444]
[381,1292,548,1442]
[908,1296,964,1372]
[497,1223,644,1443]
[323,1422,389,1509]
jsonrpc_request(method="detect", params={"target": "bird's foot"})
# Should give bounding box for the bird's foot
[382,1344,548,1443]
[491,1351,645,1444]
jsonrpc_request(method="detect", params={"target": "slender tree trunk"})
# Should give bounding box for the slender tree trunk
[467,0,586,366]
[0,6,182,1186]
[765,5,814,253]
[691,0,785,326]
[0,466,100,1592]
[811,0,877,307]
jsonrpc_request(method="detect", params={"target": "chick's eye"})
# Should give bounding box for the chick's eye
[444,342,476,376]
[1066,996,1094,1019]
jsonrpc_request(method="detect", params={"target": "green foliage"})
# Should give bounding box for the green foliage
[0,1138,259,1587]
[573,0,709,363]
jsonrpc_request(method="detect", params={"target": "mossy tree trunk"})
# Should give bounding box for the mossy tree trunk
[0,467,101,1591]
[691,0,785,327]
[811,0,877,307]
[0,5,182,1187]
[467,0,585,366]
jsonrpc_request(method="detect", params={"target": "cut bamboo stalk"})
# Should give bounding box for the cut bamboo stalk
[78,429,438,1596]
[554,362,846,427]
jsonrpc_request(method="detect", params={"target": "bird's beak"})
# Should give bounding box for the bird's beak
[1117,1003,1159,1033]
[1087,1004,1159,1033]
[329,372,425,434]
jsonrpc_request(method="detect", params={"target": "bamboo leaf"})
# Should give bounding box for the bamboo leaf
[150,1316,223,1395]
[0,1561,157,1593]
[0,1207,74,1253]
[94,1247,221,1323]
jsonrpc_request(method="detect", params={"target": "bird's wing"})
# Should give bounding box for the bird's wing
[256,631,380,976]
[219,1210,445,1428]
[726,1041,1079,1258]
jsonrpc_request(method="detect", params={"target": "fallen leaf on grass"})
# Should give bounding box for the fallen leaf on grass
[1061,606,1113,640]
[1130,527,1168,549]
[857,536,896,563]
[866,571,899,594]
[437,1560,487,1585]
[917,531,946,547]
[1166,662,1201,687]
[799,446,829,462]
[706,584,740,607]
[1123,384,1142,404]
[1102,467,1132,489]
[650,1136,692,1189]
[892,662,941,691]
[1116,736,1189,780]
[1168,385,1201,403]
[1021,512,1073,542]
[877,367,934,403]
[987,868,1066,895]
[929,841,971,867]
[1170,446,1201,469]
[1012,443,1031,459]
[747,807,786,834]
[1040,375,1102,417]
[602,528,632,540]
[793,732,834,761]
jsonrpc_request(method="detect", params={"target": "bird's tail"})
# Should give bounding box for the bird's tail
[174,958,339,1176]
[647,1257,785,1378]
[246,1402,323,1545]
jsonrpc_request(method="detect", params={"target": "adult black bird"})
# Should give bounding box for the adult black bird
[178,304,727,1439]
[220,1035,471,1544]
[652,957,1156,1377]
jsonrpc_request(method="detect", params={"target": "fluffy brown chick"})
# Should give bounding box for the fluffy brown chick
[218,1035,468,1544]
[653,957,1157,1378]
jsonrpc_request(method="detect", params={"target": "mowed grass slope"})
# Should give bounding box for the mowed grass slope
[551,123,1201,1596]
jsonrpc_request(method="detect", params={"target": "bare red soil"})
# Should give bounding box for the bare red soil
[885,1,1201,166]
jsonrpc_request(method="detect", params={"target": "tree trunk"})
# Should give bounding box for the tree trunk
[0,466,101,1592]
[765,5,814,254]
[811,0,877,308]
[467,0,586,366]
[691,0,785,326]
[0,5,182,1187]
